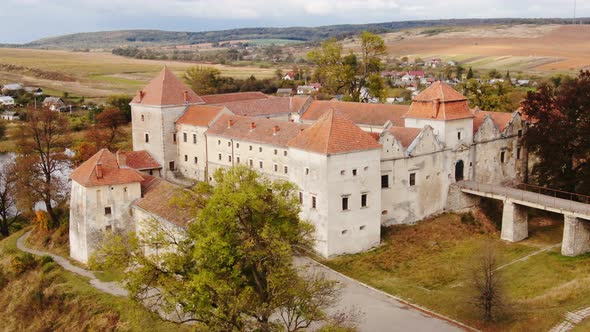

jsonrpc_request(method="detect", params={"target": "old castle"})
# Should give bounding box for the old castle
[69,68,526,263]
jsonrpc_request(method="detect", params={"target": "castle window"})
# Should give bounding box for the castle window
[341,196,349,211]
[228,155,232,162]
[341,229,348,235]
[141,114,144,121]
[312,196,317,209]
[249,159,253,167]
[144,133,149,143]
[305,167,309,175]
[184,155,188,162]
[104,207,112,215]
[360,225,366,230]
[259,147,263,153]
[274,164,278,172]
[284,151,288,156]
[218,153,222,161]
[193,134,197,144]
[183,132,187,142]
[228,141,231,147]
[249,145,253,151]
[518,129,523,138]
[259,161,263,169]
[517,147,521,160]
[218,140,221,145]
[361,193,368,208]
[501,151,506,163]
[194,157,198,164]
[457,131,462,140]
[409,173,416,186]
[381,175,389,188]
[236,157,240,164]
[299,192,303,205]
[364,166,368,171]
[284,166,288,174]
[341,170,345,176]
[173,133,176,143]
[274,149,278,155]
[236,143,240,149]
[352,169,357,176]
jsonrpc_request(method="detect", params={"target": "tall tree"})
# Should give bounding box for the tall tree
[308,32,386,102]
[91,166,351,331]
[184,66,223,95]
[466,67,474,79]
[469,242,505,322]
[0,158,20,237]
[95,108,127,149]
[15,108,70,224]
[106,95,132,122]
[521,71,590,194]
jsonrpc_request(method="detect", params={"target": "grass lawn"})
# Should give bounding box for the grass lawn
[0,230,193,331]
[324,211,590,331]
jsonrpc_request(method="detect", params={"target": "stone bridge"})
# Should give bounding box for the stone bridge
[456,181,590,257]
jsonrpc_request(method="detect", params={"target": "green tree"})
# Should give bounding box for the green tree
[308,31,386,102]
[466,67,474,79]
[184,66,223,95]
[458,79,522,113]
[521,71,590,195]
[106,95,132,122]
[456,65,465,80]
[92,166,351,331]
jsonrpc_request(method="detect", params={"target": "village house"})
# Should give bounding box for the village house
[42,97,67,111]
[0,96,15,107]
[1,83,23,95]
[69,68,527,263]
[1,111,19,121]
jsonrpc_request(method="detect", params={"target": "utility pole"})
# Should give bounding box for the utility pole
[573,0,577,25]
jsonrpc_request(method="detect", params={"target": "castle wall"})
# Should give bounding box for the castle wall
[177,124,209,181]
[69,181,141,263]
[132,206,187,258]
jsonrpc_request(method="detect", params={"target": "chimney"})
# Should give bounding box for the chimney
[432,98,441,118]
[272,125,280,136]
[250,122,256,130]
[183,91,189,104]
[227,119,233,128]
[96,163,103,179]
[139,90,145,102]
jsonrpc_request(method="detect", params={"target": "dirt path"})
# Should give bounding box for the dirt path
[16,231,128,297]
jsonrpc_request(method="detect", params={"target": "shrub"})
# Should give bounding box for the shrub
[0,269,8,290]
[11,253,37,274]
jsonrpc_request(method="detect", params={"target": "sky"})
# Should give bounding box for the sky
[1,0,589,43]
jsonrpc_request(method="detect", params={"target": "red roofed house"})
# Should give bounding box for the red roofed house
[70,69,530,262]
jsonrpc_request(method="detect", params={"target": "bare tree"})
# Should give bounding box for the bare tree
[0,158,20,237]
[15,107,70,225]
[469,242,505,322]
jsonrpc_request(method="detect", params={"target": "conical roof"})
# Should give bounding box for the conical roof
[131,67,204,106]
[288,109,381,155]
[405,81,473,120]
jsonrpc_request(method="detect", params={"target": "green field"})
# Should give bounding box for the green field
[324,212,590,331]
[0,48,280,101]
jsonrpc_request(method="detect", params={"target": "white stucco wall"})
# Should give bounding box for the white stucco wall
[69,180,141,263]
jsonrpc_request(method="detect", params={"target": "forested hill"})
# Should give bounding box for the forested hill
[6,17,590,50]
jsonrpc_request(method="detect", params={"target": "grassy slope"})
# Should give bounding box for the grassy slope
[324,212,590,331]
[0,230,192,331]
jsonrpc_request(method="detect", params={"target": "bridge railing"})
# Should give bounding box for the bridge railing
[515,183,590,205]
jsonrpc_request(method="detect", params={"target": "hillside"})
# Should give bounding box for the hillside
[7,17,589,50]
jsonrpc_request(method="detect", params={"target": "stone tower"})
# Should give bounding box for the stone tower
[130,67,204,179]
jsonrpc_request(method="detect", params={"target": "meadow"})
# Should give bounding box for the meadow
[0,48,280,101]
[325,210,590,331]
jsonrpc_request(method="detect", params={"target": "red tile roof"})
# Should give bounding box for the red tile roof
[117,150,161,171]
[404,82,473,121]
[214,97,291,117]
[70,149,145,187]
[301,100,409,127]
[133,179,194,228]
[176,105,227,127]
[288,109,381,155]
[206,114,308,147]
[131,67,204,106]
[472,109,515,134]
[290,95,313,114]
[388,127,422,148]
[201,91,269,104]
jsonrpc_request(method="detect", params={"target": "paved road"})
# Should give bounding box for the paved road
[298,257,468,332]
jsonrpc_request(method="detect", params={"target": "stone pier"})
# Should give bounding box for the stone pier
[501,200,528,242]
[562,215,590,257]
